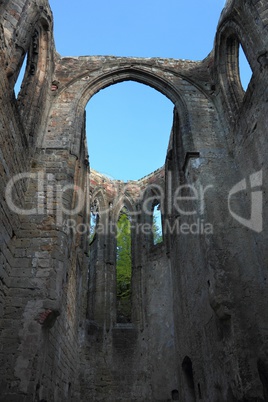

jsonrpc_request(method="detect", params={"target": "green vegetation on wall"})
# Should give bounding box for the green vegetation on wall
[116,209,132,322]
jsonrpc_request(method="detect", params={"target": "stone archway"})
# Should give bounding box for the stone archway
[44,56,200,154]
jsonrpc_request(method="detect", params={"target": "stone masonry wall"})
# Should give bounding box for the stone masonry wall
[168,2,268,401]
[0,0,268,401]
[0,1,89,401]
[80,168,176,401]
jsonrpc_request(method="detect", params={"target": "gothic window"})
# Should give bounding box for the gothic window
[89,201,99,243]
[220,32,253,115]
[13,22,49,144]
[14,54,27,98]
[116,208,132,323]
[15,28,40,100]
[239,44,252,92]
[152,202,163,245]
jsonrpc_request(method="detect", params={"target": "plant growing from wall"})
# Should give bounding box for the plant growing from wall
[116,209,132,322]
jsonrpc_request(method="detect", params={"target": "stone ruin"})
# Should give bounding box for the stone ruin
[0,0,268,400]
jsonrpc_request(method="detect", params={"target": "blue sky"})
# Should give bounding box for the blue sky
[47,1,251,181]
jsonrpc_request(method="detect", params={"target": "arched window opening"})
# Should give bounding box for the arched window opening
[14,54,28,98]
[220,34,253,114]
[239,44,252,92]
[89,200,99,243]
[182,356,196,401]
[116,208,132,323]
[14,28,40,99]
[171,389,179,400]
[11,23,49,149]
[152,202,163,245]
[86,81,173,181]
[225,35,242,108]
[89,212,98,243]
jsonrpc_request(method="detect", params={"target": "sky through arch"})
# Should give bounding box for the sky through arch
[47,0,250,180]
[85,81,173,181]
